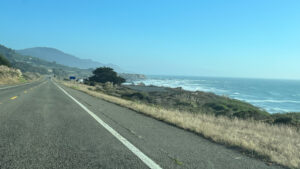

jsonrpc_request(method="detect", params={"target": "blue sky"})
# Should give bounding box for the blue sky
[0,0,300,79]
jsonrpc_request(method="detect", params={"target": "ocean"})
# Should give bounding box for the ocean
[131,75,300,114]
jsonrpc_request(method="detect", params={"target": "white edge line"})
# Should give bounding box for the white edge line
[53,81,162,169]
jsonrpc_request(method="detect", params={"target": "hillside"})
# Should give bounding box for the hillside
[1,44,145,81]
[17,47,122,71]
[0,44,92,78]
[0,54,11,67]
[0,65,22,84]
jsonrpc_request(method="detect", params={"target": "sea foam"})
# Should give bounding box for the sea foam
[132,76,300,113]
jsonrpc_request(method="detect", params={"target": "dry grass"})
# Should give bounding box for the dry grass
[63,82,300,169]
[0,66,41,85]
[0,65,23,85]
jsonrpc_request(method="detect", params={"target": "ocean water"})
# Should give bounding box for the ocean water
[132,75,300,114]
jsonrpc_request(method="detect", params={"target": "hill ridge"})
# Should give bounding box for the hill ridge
[17,47,122,71]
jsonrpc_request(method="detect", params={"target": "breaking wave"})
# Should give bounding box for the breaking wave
[132,76,300,113]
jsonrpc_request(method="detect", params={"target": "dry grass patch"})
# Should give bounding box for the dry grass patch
[62,82,300,169]
[0,66,41,85]
[0,65,23,85]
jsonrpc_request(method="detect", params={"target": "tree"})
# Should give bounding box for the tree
[89,67,125,85]
[0,54,11,67]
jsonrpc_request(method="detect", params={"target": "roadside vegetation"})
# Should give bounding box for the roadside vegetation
[0,65,23,84]
[0,54,11,67]
[61,81,299,169]
[60,67,300,168]
[85,67,125,85]
[84,77,300,127]
[0,53,40,85]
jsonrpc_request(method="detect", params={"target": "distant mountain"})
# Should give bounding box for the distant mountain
[17,47,122,71]
[0,44,92,77]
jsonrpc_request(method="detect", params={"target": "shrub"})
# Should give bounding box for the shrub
[88,67,125,85]
[121,92,149,100]
[0,54,11,67]
[274,117,293,125]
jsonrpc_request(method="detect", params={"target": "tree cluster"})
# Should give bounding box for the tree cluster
[0,54,11,67]
[88,67,125,85]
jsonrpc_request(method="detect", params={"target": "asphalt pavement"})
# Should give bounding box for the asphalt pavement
[0,79,284,169]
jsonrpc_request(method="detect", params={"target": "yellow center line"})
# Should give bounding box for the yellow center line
[10,96,18,100]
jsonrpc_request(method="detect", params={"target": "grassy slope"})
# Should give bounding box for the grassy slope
[62,81,300,169]
[89,83,299,127]
[0,65,22,84]
[0,65,41,85]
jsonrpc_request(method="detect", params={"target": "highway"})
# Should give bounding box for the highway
[0,79,283,169]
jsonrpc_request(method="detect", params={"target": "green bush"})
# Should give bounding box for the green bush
[271,113,300,126]
[121,92,149,100]
[273,117,293,124]
[0,54,10,67]
[88,67,125,85]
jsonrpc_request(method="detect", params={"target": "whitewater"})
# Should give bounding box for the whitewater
[132,75,300,114]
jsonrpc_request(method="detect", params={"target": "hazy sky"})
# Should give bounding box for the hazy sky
[1,0,300,79]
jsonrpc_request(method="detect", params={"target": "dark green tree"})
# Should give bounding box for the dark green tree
[0,54,11,67]
[89,67,125,85]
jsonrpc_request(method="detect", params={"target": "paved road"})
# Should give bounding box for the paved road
[0,79,284,169]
